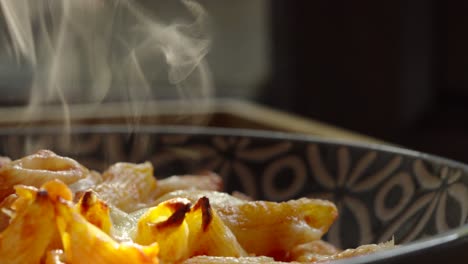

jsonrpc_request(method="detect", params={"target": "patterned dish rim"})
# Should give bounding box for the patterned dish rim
[1,124,467,263]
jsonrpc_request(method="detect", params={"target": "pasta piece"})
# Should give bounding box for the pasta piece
[183,256,283,264]
[0,182,59,263]
[0,193,17,231]
[56,186,160,264]
[155,190,338,260]
[154,190,245,209]
[0,149,395,263]
[89,165,221,213]
[184,241,395,264]
[184,197,247,258]
[135,197,247,263]
[135,198,192,261]
[305,240,396,263]
[108,204,140,242]
[0,150,90,201]
[289,240,340,262]
[44,250,66,264]
[75,190,112,234]
[0,178,161,264]
[217,198,337,260]
[68,171,103,196]
[92,162,157,212]
[153,172,223,199]
[0,156,10,168]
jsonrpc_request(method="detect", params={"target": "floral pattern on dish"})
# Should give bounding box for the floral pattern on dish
[378,160,468,243]
[181,136,292,198]
[306,144,402,248]
[1,128,468,250]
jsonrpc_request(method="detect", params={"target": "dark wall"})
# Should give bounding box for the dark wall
[261,0,468,163]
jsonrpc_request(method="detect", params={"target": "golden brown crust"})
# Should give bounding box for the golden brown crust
[0,149,396,263]
[155,190,338,260]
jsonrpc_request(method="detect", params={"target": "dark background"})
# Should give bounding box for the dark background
[260,0,468,163]
[2,0,468,164]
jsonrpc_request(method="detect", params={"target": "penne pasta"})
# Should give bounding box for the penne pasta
[0,150,394,263]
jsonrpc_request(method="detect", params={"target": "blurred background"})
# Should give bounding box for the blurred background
[1,0,468,163]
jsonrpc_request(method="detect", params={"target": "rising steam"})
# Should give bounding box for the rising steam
[0,0,213,137]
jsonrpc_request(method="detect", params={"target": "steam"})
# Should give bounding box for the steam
[0,0,213,139]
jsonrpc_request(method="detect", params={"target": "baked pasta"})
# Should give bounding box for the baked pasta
[0,150,394,263]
